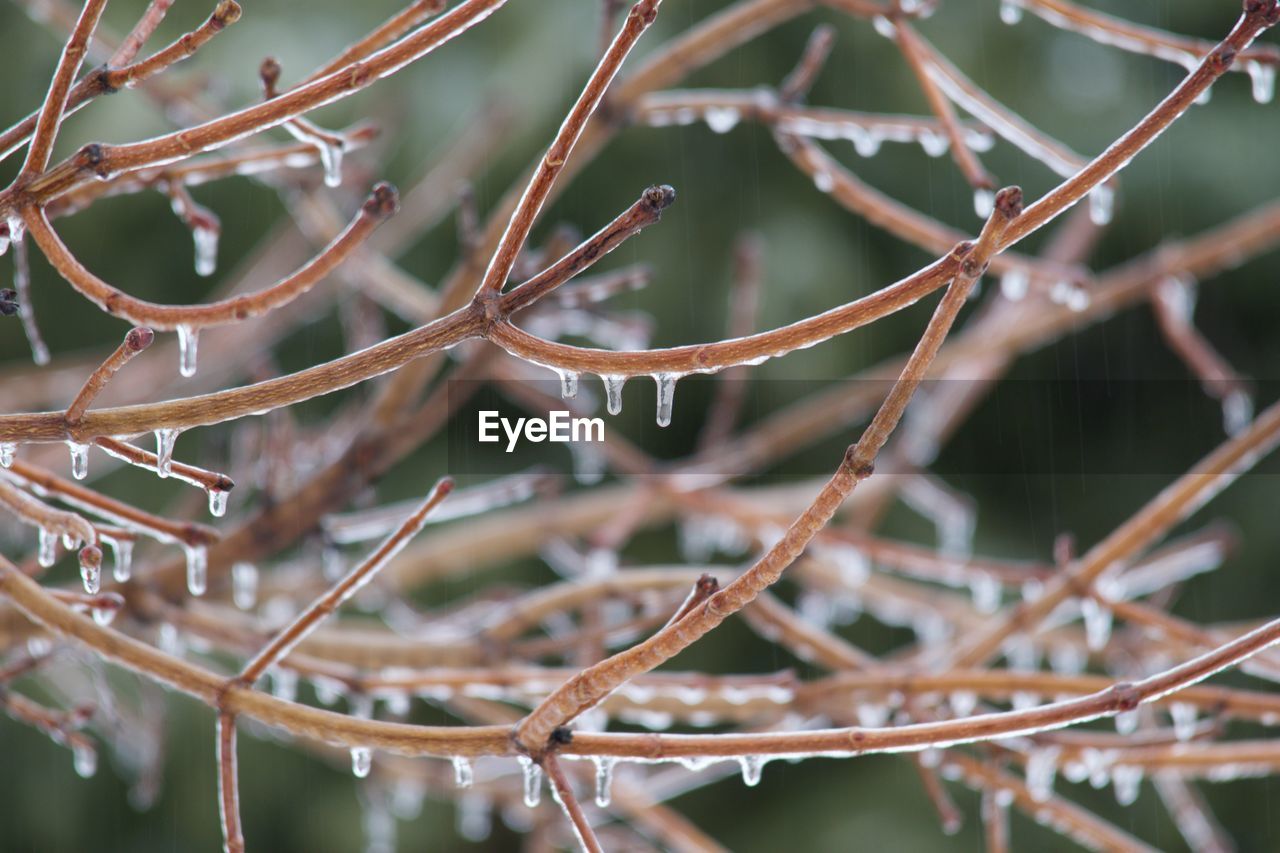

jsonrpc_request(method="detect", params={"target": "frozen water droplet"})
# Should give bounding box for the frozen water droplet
[517,756,542,807]
[849,128,882,157]
[1000,269,1029,301]
[1000,0,1023,25]
[556,369,578,399]
[184,544,207,597]
[37,527,57,567]
[176,325,198,378]
[704,106,740,134]
[1170,702,1197,741]
[1195,86,1212,106]
[73,745,98,778]
[602,375,625,416]
[208,488,228,517]
[452,755,473,789]
[351,746,372,778]
[92,604,116,626]
[973,188,995,218]
[0,442,14,467]
[232,562,258,610]
[739,755,765,787]
[80,560,100,595]
[110,538,133,583]
[593,756,615,807]
[1115,709,1139,736]
[67,442,89,480]
[192,225,218,277]
[813,170,835,192]
[1081,597,1113,651]
[319,141,344,188]
[1088,185,1114,225]
[1247,60,1275,104]
[654,373,676,427]
[154,429,178,478]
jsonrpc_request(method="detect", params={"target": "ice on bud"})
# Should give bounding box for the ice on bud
[154,429,179,478]
[602,375,625,415]
[654,373,677,427]
[351,746,372,778]
[184,544,208,596]
[68,442,89,480]
[452,756,473,789]
[176,325,198,378]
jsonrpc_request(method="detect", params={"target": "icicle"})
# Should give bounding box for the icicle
[813,169,835,192]
[318,141,344,188]
[0,442,14,468]
[973,188,995,218]
[110,538,133,583]
[999,0,1023,25]
[1088,185,1114,226]
[1080,597,1113,651]
[351,746,372,778]
[1247,60,1276,104]
[73,744,98,778]
[207,487,228,517]
[849,128,882,158]
[591,756,616,807]
[192,225,219,277]
[176,325,198,378]
[232,562,258,610]
[969,572,1001,614]
[451,755,473,789]
[1223,390,1253,437]
[517,756,542,807]
[37,527,57,567]
[1115,709,1139,736]
[704,106,741,134]
[556,369,578,399]
[1112,765,1143,806]
[739,755,765,787]
[457,794,493,842]
[602,375,625,416]
[184,544,208,597]
[1170,702,1198,741]
[154,429,179,478]
[1026,747,1059,802]
[67,443,89,480]
[654,373,676,427]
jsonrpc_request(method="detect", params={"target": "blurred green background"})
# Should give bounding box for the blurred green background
[2,0,1279,850]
